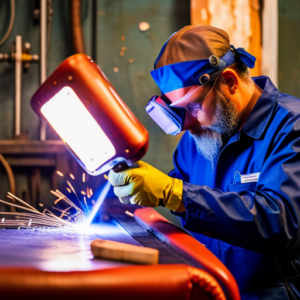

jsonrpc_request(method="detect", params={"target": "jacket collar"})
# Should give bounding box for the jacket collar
[241,76,279,139]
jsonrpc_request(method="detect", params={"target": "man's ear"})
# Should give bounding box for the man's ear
[221,68,238,95]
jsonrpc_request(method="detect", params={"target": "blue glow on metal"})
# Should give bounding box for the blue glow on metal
[84,180,111,227]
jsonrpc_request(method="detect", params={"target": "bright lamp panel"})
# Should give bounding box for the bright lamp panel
[41,86,116,172]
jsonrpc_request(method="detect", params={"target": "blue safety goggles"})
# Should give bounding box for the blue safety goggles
[146,43,256,135]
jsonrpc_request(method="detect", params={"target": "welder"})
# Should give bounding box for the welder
[108,25,300,299]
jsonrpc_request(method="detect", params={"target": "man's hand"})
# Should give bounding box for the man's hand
[108,161,183,211]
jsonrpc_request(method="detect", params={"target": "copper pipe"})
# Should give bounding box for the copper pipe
[15,36,22,137]
[70,0,85,54]
[40,0,47,141]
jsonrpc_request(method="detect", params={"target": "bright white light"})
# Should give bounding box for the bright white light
[41,86,116,173]
[83,180,111,227]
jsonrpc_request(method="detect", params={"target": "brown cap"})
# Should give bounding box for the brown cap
[155,25,231,69]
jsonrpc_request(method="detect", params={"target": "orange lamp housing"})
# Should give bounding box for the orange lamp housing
[31,54,149,176]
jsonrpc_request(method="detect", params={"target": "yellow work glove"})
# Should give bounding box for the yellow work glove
[108,161,183,211]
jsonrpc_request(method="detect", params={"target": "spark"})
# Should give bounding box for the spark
[125,211,134,217]
[0,198,41,215]
[6,195,15,202]
[81,191,86,195]
[52,207,71,217]
[66,181,84,211]
[56,170,64,177]
[50,190,65,204]
[7,192,41,214]
[66,188,71,193]
[55,189,82,212]
[39,203,44,207]
[70,173,75,180]
[82,173,86,183]
[104,174,108,180]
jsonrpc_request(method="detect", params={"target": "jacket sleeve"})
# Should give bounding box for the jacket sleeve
[172,117,300,256]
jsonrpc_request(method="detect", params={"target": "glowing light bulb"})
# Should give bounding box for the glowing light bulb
[41,86,116,173]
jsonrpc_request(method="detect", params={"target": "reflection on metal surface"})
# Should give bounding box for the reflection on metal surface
[0,222,138,271]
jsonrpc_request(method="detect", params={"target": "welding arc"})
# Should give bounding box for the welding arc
[84,180,111,226]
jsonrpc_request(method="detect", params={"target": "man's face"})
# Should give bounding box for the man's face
[188,83,241,166]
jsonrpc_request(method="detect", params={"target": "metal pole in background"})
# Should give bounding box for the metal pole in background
[15,35,22,137]
[91,0,97,61]
[40,0,47,141]
[262,0,278,87]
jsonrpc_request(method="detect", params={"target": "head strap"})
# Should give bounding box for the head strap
[230,45,256,68]
[151,44,256,94]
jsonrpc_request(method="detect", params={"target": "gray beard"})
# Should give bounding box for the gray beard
[189,88,240,168]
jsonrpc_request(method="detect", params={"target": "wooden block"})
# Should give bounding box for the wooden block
[91,239,159,265]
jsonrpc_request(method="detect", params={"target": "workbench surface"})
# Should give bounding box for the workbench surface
[0,199,190,271]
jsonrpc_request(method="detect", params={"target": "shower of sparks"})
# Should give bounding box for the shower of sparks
[0,171,96,229]
[0,169,112,229]
[0,194,72,229]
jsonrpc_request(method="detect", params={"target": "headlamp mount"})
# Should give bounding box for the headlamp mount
[148,42,256,135]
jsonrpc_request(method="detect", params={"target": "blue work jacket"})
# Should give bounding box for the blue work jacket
[171,76,300,300]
